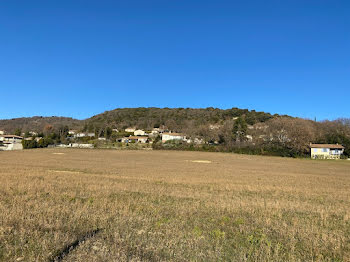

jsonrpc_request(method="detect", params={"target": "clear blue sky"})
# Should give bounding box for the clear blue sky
[1,0,349,120]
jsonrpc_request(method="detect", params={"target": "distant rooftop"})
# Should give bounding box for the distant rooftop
[162,133,184,136]
[310,144,344,149]
[0,135,23,139]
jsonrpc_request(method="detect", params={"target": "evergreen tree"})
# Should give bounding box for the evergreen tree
[14,128,22,136]
[232,117,247,142]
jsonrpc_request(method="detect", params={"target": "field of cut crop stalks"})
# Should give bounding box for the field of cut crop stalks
[1,149,350,261]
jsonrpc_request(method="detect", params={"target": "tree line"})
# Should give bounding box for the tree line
[2,108,349,158]
[153,116,350,158]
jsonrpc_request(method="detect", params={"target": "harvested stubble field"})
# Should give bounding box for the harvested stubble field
[1,149,350,262]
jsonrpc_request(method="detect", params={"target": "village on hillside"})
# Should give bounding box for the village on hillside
[0,126,346,160]
[0,126,196,149]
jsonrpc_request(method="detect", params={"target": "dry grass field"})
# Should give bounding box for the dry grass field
[1,149,350,261]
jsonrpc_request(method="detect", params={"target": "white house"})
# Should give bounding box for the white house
[161,133,186,143]
[310,144,345,159]
[134,129,146,136]
[0,130,5,135]
[68,130,77,135]
[70,143,94,149]
[75,132,95,138]
[75,133,86,138]
[125,127,136,133]
[0,135,23,143]
[121,136,148,144]
[0,135,23,151]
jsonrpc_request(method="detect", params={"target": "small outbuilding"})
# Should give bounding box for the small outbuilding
[310,144,345,159]
[161,133,186,143]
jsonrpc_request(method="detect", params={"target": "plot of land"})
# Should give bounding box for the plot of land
[1,149,350,261]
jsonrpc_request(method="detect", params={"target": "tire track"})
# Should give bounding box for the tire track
[50,228,101,262]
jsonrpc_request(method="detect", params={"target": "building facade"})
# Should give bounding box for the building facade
[134,130,146,136]
[310,144,345,159]
[121,136,148,143]
[0,135,23,150]
[125,127,136,133]
[161,133,185,143]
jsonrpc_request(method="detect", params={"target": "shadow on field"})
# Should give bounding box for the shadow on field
[50,228,101,262]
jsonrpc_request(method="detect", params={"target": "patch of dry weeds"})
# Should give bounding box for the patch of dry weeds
[0,149,349,261]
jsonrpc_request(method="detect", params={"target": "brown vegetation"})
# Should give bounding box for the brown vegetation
[0,116,81,134]
[2,108,349,158]
[1,149,350,261]
[0,107,274,134]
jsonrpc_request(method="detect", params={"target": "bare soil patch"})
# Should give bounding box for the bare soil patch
[187,160,212,163]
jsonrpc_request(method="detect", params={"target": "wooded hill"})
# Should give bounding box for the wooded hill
[82,107,282,132]
[1,108,349,158]
[0,107,280,133]
[0,116,81,134]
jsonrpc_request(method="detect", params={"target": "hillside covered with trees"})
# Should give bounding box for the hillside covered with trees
[0,107,278,134]
[82,107,280,132]
[1,108,349,158]
[0,116,81,134]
